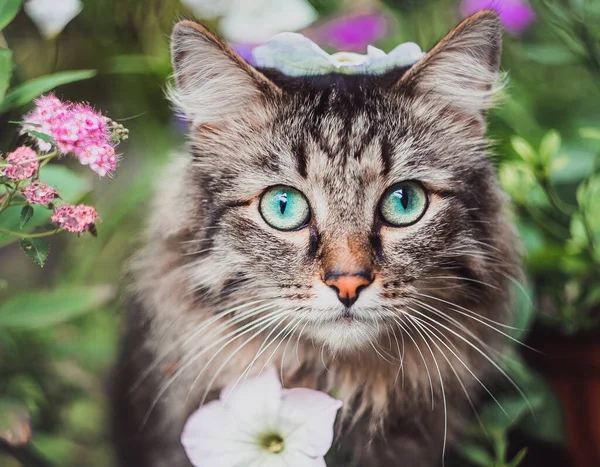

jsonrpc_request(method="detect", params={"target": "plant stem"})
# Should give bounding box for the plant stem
[0,182,20,214]
[0,228,61,239]
[538,177,576,216]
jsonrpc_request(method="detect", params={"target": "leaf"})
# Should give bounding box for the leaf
[24,129,56,146]
[509,279,535,341]
[19,205,33,228]
[0,398,30,446]
[580,127,600,140]
[479,395,538,434]
[521,44,579,65]
[518,375,565,444]
[0,47,12,102]
[507,448,528,467]
[19,237,49,267]
[511,136,537,165]
[457,443,494,466]
[0,284,115,328]
[0,69,96,113]
[539,130,561,165]
[0,165,90,246]
[0,0,21,31]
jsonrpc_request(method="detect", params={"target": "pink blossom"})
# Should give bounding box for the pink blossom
[22,95,68,152]
[80,144,118,176]
[182,369,342,467]
[51,204,99,233]
[22,182,58,204]
[460,0,535,35]
[2,147,39,180]
[22,94,119,176]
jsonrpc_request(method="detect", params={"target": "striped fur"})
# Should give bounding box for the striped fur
[112,11,520,467]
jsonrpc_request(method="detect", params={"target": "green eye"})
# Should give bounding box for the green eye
[259,185,310,231]
[379,181,428,226]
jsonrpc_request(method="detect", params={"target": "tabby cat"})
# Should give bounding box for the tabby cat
[112,10,520,467]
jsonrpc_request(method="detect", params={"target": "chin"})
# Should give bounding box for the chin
[309,319,380,353]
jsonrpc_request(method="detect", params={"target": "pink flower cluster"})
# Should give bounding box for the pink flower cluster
[51,204,99,233]
[23,183,58,205]
[2,147,39,180]
[23,95,118,177]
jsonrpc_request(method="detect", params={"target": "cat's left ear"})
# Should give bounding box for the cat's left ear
[398,10,502,122]
[170,21,280,126]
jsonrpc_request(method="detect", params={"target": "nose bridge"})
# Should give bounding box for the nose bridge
[321,233,372,275]
[321,233,374,307]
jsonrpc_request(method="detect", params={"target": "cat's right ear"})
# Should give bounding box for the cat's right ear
[170,21,280,126]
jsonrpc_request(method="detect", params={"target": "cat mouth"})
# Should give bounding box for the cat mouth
[332,311,364,324]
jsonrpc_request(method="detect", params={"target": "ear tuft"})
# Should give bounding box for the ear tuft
[169,21,280,126]
[399,10,503,118]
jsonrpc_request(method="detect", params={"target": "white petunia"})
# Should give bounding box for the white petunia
[181,369,342,467]
[181,0,317,44]
[253,32,425,76]
[24,0,83,39]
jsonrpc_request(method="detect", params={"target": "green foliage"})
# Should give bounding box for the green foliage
[19,238,49,267]
[0,47,12,102]
[0,165,91,247]
[0,70,97,113]
[0,0,21,31]
[0,285,114,328]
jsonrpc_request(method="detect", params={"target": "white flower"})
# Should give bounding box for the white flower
[182,369,342,467]
[24,0,82,39]
[181,0,317,44]
[253,32,425,76]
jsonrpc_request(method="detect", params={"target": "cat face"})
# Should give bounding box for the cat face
[170,12,518,352]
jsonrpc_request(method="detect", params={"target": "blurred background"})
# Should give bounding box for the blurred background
[0,0,599,466]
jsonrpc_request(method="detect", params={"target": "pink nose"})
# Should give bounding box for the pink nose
[324,272,373,308]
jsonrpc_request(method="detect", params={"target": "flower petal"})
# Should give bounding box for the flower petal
[277,388,342,457]
[253,32,335,76]
[182,401,259,466]
[219,368,282,429]
[24,0,83,39]
[220,0,317,44]
[268,449,326,467]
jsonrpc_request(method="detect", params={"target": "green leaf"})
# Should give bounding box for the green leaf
[0,398,30,446]
[519,376,565,444]
[511,136,537,165]
[458,443,494,466]
[0,0,21,31]
[507,448,528,467]
[0,284,115,328]
[24,129,56,146]
[0,69,96,113]
[0,47,12,102]
[19,237,49,267]
[521,44,579,65]
[479,395,536,434]
[19,205,33,228]
[510,280,535,341]
[539,130,561,165]
[580,127,600,140]
[0,165,90,246]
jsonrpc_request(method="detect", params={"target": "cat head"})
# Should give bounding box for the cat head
[166,11,518,353]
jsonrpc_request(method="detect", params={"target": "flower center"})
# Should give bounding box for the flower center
[259,433,285,454]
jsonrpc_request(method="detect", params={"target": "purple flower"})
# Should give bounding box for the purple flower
[307,12,389,53]
[231,43,257,66]
[460,0,535,35]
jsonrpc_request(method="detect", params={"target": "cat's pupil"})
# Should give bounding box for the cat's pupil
[277,193,288,215]
[393,189,409,210]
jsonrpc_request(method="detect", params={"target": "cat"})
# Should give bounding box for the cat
[111,10,520,467]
